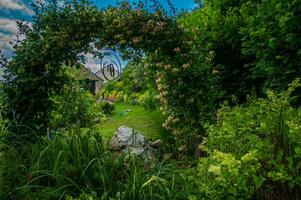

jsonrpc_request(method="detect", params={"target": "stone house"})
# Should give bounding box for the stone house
[75,67,104,95]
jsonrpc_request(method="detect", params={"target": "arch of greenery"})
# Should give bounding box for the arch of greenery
[4,1,178,134]
[2,1,212,156]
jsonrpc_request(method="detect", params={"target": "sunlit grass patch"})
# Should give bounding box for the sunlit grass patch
[100,103,168,145]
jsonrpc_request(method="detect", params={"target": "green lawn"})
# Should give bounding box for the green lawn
[100,103,168,144]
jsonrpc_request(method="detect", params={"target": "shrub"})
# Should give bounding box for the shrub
[99,101,115,116]
[240,0,301,92]
[196,80,301,199]
[50,84,106,130]
[196,150,261,199]
[138,89,158,111]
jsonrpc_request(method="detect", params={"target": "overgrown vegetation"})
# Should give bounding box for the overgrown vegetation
[165,0,301,157]
[0,0,300,199]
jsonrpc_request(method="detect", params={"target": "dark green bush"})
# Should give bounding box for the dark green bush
[157,0,301,158]
[240,0,301,92]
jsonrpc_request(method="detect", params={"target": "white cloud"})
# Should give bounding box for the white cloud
[0,20,31,57]
[0,0,33,14]
[0,32,13,80]
[0,18,18,33]
[0,17,32,53]
[0,32,13,50]
[0,18,18,54]
[83,53,102,73]
[0,32,14,55]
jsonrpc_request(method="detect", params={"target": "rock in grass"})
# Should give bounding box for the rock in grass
[109,126,146,150]
[109,126,162,161]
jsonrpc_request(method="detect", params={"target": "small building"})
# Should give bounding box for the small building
[75,67,104,95]
[73,63,120,95]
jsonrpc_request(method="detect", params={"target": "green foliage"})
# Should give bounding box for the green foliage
[240,0,301,91]
[196,80,301,199]
[1,0,300,160]
[197,150,261,199]
[1,128,104,199]
[0,2,191,197]
[99,101,115,116]
[50,84,106,130]
[1,0,301,198]
[65,192,98,200]
[68,158,198,200]
[156,0,301,157]
[0,1,98,141]
[101,63,159,111]
[138,89,158,111]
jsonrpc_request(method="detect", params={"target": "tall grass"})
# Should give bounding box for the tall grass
[0,128,197,199]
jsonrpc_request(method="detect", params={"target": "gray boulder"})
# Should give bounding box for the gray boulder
[109,126,162,160]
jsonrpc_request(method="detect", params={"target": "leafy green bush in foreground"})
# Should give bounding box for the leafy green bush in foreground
[196,80,301,199]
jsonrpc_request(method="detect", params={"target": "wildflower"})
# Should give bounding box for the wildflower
[174,47,181,53]
[156,62,162,67]
[172,68,179,73]
[164,64,172,70]
[178,145,186,152]
[183,63,190,69]
[208,165,221,175]
[186,40,193,45]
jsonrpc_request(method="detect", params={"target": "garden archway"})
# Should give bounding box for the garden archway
[2,1,187,138]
